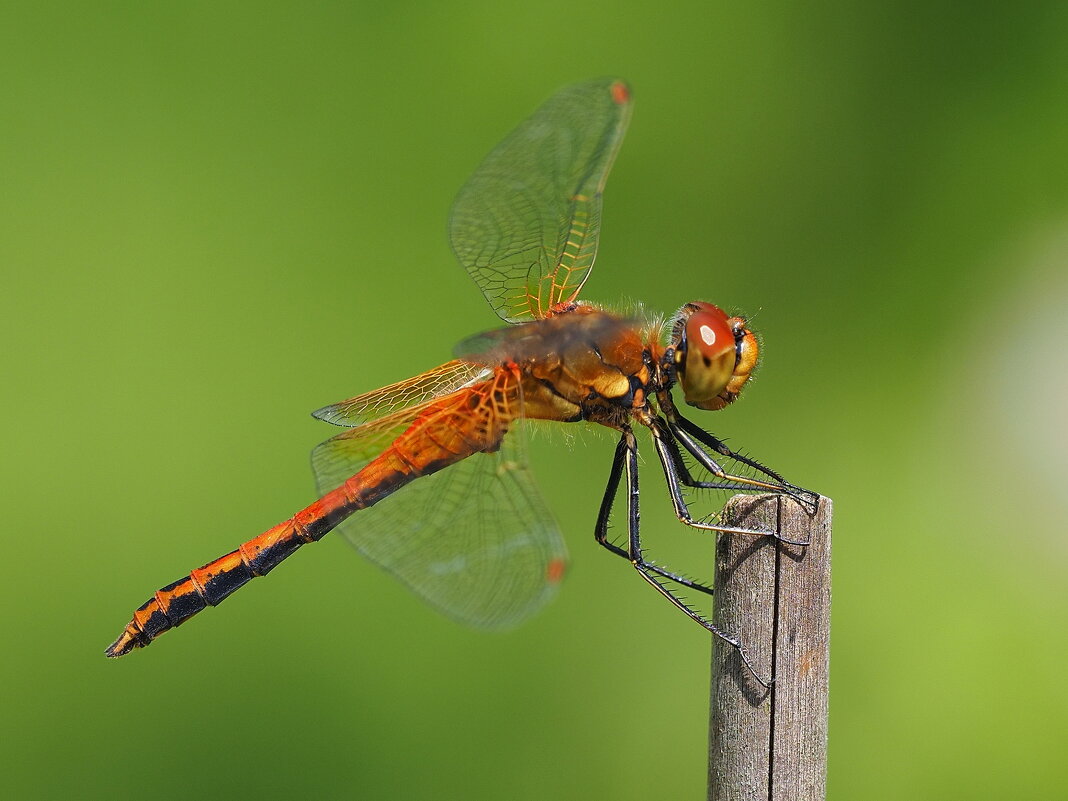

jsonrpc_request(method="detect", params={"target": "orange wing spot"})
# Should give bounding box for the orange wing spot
[611,81,630,104]
[546,558,567,584]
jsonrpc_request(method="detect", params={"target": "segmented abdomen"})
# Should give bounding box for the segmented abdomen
[105,374,514,658]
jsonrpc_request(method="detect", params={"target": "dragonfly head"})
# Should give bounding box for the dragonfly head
[669,301,758,411]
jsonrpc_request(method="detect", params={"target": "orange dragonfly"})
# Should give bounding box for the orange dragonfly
[106,78,817,681]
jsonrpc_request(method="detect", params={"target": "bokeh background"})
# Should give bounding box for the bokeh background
[3,2,1066,799]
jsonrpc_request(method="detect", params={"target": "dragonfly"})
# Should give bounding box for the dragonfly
[106,78,817,681]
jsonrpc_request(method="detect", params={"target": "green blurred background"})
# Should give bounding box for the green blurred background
[3,2,1066,799]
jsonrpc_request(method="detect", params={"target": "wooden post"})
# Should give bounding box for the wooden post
[708,494,833,801]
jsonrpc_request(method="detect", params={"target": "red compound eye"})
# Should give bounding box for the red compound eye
[675,301,758,411]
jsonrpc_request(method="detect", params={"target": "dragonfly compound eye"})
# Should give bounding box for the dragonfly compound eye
[676,301,759,411]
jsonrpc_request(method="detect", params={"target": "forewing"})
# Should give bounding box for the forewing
[449,78,632,323]
[311,416,568,630]
[312,360,492,427]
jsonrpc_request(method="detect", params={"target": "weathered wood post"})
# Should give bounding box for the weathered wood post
[708,494,833,801]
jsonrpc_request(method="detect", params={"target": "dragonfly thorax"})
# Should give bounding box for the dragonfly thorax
[669,301,758,412]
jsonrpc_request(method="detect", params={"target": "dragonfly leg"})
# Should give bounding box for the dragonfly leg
[595,432,714,594]
[658,408,819,516]
[607,427,772,689]
[594,435,631,560]
[655,391,818,510]
[642,414,812,548]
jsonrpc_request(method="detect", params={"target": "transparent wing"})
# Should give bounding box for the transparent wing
[311,411,568,630]
[312,360,492,427]
[449,78,632,323]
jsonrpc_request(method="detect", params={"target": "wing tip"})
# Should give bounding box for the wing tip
[310,405,333,423]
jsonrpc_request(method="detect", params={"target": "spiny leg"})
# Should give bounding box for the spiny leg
[655,391,818,511]
[612,426,771,688]
[594,435,630,560]
[644,415,812,548]
[595,432,713,593]
[664,416,818,516]
[674,412,789,484]
[657,390,782,480]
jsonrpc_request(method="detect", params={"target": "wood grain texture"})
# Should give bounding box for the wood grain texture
[708,494,833,801]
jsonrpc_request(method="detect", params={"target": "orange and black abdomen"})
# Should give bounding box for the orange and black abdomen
[105,487,359,657]
[106,372,517,658]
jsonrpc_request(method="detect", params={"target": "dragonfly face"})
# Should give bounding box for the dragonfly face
[107,78,817,685]
[668,301,760,412]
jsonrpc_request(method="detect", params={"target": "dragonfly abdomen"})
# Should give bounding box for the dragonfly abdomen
[105,380,513,658]
[104,485,361,658]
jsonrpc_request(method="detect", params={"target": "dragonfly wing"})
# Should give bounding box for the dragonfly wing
[312,360,492,427]
[449,78,632,323]
[311,416,568,629]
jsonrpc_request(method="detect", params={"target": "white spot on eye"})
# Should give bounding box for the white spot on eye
[699,324,717,346]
